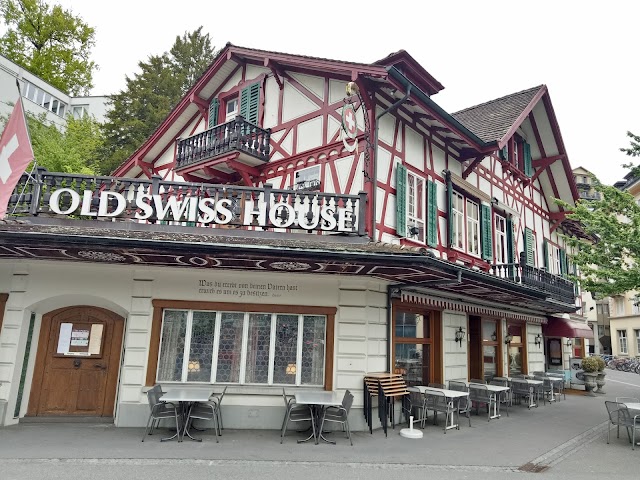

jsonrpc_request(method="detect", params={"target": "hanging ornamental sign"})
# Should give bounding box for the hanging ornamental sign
[341,103,359,153]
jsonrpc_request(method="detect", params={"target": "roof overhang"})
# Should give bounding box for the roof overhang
[0,218,575,315]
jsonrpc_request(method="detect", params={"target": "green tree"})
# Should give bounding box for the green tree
[0,0,97,95]
[563,132,640,297]
[26,112,104,174]
[101,27,215,175]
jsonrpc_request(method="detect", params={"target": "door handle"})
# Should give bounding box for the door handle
[73,359,82,368]
[94,364,107,370]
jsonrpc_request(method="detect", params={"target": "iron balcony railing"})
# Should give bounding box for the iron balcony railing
[176,116,271,169]
[489,252,577,305]
[6,170,367,236]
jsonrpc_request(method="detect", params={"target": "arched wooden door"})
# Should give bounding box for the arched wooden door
[28,306,124,418]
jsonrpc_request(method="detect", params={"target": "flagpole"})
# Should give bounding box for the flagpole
[9,79,40,215]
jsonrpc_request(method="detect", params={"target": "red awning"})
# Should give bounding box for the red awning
[544,317,594,339]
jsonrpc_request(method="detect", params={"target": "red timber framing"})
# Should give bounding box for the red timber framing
[146,300,336,391]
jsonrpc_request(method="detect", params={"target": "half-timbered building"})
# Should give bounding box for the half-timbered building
[0,44,590,428]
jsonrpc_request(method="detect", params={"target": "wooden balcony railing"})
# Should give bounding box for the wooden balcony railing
[489,252,577,305]
[176,116,270,170]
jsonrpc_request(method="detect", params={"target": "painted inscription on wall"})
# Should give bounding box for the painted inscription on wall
[198,279,298,298]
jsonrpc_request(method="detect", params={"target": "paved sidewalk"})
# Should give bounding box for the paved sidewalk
[1,370,638,475]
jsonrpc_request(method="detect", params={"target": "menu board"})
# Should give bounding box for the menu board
[56,323,73,354]
[56,322,104,356]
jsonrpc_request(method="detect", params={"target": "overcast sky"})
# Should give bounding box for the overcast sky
[25,1,640,184]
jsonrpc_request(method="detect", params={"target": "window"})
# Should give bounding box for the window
[614,297,625,316]
[225,97,238,121]
[618,330,628,354]
[407,172,425,243]
[597,325,605,337]
[21,80,67,117]
[293,165,321,191]
[633,296,640,315]
[495,214,507,264]
[393,309,436,386]
[452,191,465,250]
[466,199,480,256]
[636,330,640,355]
[544,242,563,275]
[72,105,89,118]
[157,309,327,386]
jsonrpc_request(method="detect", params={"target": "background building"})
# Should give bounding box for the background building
[0,53,108,126]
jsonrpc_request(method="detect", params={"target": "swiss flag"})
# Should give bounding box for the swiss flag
[0,100,34,218]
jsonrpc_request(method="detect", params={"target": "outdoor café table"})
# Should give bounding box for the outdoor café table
[294,391,343,444]
[546,377,564,402]
[415,386,469,430]
[469,382,510,419]
[508,379,543,408]
[160,387,214,442]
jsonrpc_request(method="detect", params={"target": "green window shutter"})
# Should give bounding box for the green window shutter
[543,239,549,271]
[559,249,567,276]
[523,142,532,177]
[506,216,515,264]
[396,164,407,237]
[499,146,508,161]
[208,98,219,128]
[446,172,453,248]
[481,204,492,261]
[240,83,260,125]
[524,227,534,266]
[427,180,438,247]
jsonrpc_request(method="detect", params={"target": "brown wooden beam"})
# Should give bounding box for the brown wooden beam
[264,58,284,90]
[462,155,484,179]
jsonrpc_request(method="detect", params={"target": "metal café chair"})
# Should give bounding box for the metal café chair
[405,387,429,429]
[605,401,640,450]
[280,388,315,444]
[209,386,227,433]
[428,382,446,389]
[468,384,496,421]
[469,378,486,385]
[427,390,456,433]
[319,390,354,446]
[141,385,180,442]
[448,380,471,427]
[183,401,220,443]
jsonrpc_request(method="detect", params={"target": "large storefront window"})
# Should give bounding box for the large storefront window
[506,323,527,376]
[157,309,326,386]
[394,310,434,386]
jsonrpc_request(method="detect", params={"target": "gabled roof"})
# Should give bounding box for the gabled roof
[451,85,545,143]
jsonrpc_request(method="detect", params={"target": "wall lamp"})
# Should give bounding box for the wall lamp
[534,333,542,347]
[565,339,573,348]
[491,331,497,341]
[504,334,513,345]
[454,327,466,346]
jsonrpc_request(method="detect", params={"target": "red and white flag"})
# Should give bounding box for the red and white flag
[0,99,34,218]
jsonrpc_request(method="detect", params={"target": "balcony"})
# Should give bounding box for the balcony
[579,191,601,201]
[489,252,577,306]
[175,116,271,176]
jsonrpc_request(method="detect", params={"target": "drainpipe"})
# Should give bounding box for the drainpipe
[372,85,412,241]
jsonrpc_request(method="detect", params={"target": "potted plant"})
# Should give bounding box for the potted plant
[580,356,599,396]
[594,356,606,394]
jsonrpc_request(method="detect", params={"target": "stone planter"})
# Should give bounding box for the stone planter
[595,371,606,394]
[583,372,597,396]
